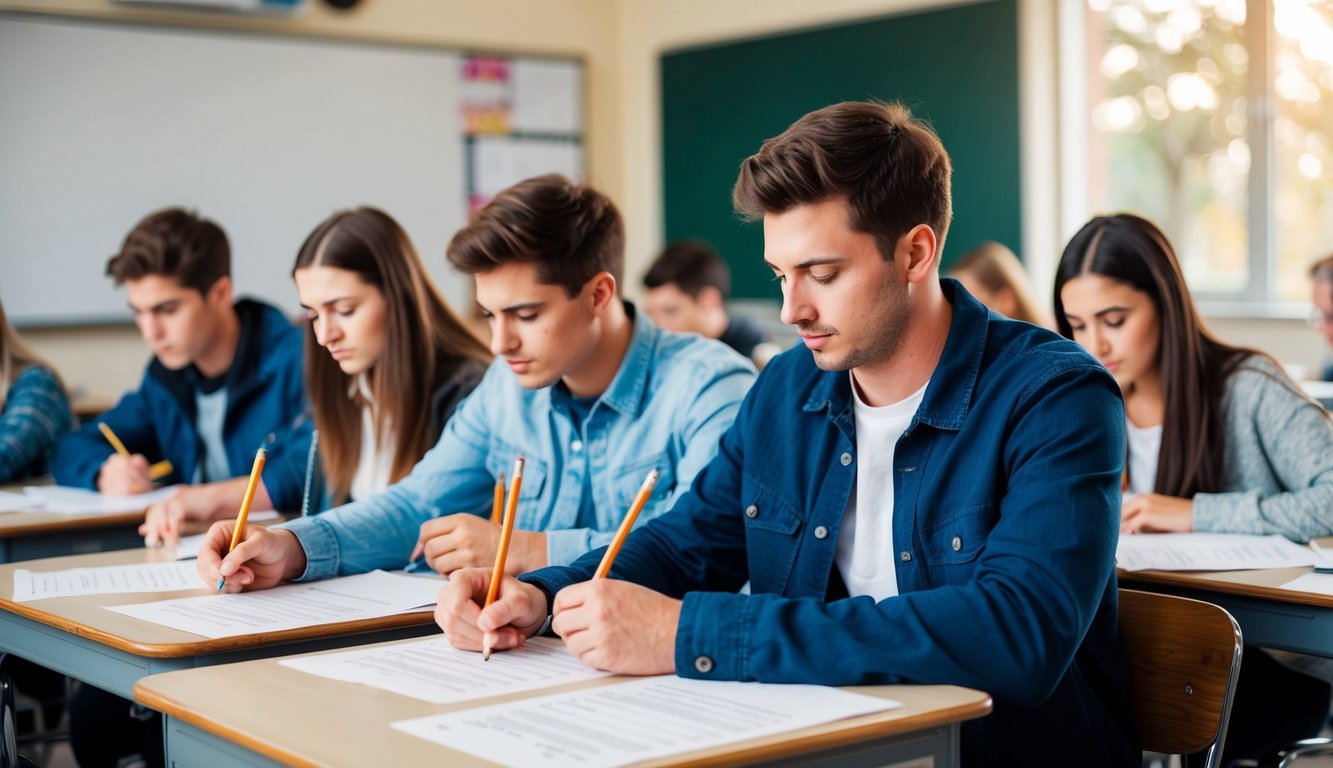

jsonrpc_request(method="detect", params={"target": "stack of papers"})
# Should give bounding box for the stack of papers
[1116,533,1319,571]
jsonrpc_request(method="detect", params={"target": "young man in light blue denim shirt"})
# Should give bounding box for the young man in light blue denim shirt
[198,174,756,588]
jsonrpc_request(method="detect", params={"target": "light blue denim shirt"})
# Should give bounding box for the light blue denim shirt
[281,304,756,580]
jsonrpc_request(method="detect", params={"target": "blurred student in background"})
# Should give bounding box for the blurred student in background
[53,208,311,544]
[642,239,767,359]
[1312,252,1333,382]
[0,296,72,483]
[1054,212,1333,765]
[947,240,1050,328]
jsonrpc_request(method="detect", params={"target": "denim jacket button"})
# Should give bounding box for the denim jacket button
[900,551,912,562]
[813,525,829,540]
[571,440,583,452]
[694,656,714,674]
[951,535,962,552]
[839,452,853,466]
[744,504,758,519]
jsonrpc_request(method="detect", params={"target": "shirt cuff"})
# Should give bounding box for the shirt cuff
[675,591,750,681]
[276,515,337,582]
[544,528,594,567]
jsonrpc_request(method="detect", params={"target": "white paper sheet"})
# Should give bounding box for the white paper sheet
[108,570,442,638]
[392,676,899,768]
[1116,532,1318,571]
[12,561,203,602]
[1281,572,1333,595]
[281,636,608,704]
[0,490,44,512]
[22,485,176,515]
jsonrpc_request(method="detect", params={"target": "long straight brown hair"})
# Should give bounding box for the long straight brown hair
[1053,213,1293,498]
[0,299,64,407]
[293,208,491,503]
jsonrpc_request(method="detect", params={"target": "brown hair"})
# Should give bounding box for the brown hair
[447,174,624,298]
[733,101,953,262]
[0,298,64,407]
[643,240,731,299]
[1053,214,1318,498]
[949,241,1049,326]
[106,208,230,294]
[293,207,491,503]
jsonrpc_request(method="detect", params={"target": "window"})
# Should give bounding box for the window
[1080,0,1332,306]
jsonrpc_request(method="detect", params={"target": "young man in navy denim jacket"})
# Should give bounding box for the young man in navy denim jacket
[438,103,1139,767]
[55,208,310,542]
[199,175,755,587]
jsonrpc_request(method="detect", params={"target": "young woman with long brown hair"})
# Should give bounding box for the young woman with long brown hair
[291,206,491,511]
[1055,212,1333,765]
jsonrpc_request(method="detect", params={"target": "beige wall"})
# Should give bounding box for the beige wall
[6,0,1325,405]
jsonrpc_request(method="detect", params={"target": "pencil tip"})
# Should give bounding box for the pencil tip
[215,577,225,592]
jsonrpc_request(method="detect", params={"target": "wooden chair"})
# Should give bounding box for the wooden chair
[1120,588,1243,768]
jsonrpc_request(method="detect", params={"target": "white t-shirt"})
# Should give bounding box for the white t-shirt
[835,373,929,602]
[194,388,229,484]
[1125,419,1162,496]
[349,374,396,502]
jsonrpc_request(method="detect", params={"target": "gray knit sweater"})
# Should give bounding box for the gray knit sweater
[1193,356,1333,541]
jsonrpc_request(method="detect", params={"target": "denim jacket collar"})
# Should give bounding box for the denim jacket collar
[802,278,987,434]
[591,301,656,419]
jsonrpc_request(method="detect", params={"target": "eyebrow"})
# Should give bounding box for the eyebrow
[299,296,356,310]
[129,299,180,314]
[477,300,545,314]
[764,257,844,272]
[1065,305,1130,320]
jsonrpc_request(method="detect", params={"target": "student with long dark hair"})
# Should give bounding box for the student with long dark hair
[290,206,491,510]
[1054,212,1333,764]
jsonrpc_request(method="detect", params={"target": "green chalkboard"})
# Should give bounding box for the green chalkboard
[661,0,1020,300]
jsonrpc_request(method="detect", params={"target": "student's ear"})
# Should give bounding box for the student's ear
[696,285,724,310]
[587,271,618,316]
[206,275,234,309]
[900,225,939,285]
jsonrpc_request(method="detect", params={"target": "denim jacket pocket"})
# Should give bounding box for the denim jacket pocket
[740,473,804,594]
[921,500,995,585]
[613,452,676,521]
[486,439,549,504]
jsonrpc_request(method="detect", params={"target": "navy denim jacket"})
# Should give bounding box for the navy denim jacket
[525,281,1139,767]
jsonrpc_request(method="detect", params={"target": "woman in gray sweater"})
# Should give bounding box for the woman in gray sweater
[1054,212,1333,765]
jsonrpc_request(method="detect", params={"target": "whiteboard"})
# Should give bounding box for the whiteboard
[0,15,582,325]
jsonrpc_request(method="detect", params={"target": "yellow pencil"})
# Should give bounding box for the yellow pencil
[216,448,268,592]
[594,469,659,579]
[99,422,174,480]
[482,458,524,661]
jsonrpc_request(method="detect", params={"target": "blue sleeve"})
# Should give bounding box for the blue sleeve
[246,321,312,511]
[52,368,161,489]
[0,366,72,483]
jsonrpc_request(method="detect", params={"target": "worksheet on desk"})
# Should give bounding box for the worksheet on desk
[107,570,442,638]
[12,561,203,602]
[392,677,900,768]
[282,635,609,704]
[1116,532,1319,571]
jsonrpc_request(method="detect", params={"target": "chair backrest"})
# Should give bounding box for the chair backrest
[1119,588,1243,768]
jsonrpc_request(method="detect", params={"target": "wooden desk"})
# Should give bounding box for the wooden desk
[0,549,440,701]
[0,480,144,564]
[1119,562,1333,658]
[135,637,992,768]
